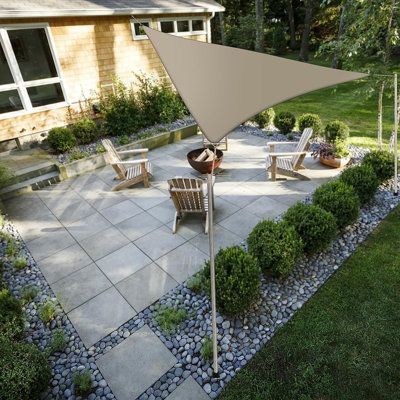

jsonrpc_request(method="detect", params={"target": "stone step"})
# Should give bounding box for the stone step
[14,161,58,182]
[0,171,61,200]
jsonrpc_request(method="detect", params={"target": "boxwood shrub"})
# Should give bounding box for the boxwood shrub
[247,220,302,278]
[313,180,360,229]
[47,127,76,153]
[283,203,337,254]
[253,108,275,128]
[201,247,260,316]
[324,120,349,143]
[273,111,296,134]
[0,335,51,400]
[71,118,98,144]
[340,164,379,204]
[298,113,322,136]
[362,150,394,182]
[0,289,24,340]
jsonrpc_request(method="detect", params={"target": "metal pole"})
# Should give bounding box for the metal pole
[394,73,398,196]
[207,171,219,375]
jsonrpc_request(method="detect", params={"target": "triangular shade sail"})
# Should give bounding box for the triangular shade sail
[144,26,367,143]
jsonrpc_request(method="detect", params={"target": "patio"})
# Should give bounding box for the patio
[3,129,340,400]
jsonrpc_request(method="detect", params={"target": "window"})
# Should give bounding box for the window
[160,20,175,33]
[0,24,66,118]
[131,19,151,40]
[192,19,205,32]
[177,20,190,33]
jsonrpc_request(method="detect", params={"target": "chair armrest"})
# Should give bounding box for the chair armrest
[266,141,297,147]
[268,151,307,157]
[117,148,149,154]
[111,159,148,165]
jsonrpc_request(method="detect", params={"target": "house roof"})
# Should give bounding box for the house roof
[0,0,224,18]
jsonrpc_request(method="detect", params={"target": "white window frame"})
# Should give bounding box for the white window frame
[0,22,68,121]
[157,17,207,37]
[131,18,152,40]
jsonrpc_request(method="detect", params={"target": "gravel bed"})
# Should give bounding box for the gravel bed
[0,224,116,400]
[57,117,195,164]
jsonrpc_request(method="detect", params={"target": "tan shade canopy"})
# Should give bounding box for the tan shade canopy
[144,26,367,143]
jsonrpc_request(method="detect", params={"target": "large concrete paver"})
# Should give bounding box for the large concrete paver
[219,208,266,239]
[65,212,111,241]
[116,212,163,241]
[166,377,209,400]
[116,263,177,311]
[68,287,136,348]
[97,325,176,400]
[99,199,142,225]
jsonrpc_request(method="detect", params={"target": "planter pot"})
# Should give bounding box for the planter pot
[319,155,350,168]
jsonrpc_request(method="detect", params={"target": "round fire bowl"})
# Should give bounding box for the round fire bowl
[187,148,224,174]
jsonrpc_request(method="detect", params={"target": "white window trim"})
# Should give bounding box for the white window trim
[131,18,152,40]
[157,17,207,37]
[0,22,68,121]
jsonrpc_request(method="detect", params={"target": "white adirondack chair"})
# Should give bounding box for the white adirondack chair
[265,127,313,181]
[101,139,152,191]
[168,177,209,234]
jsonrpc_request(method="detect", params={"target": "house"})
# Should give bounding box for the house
[0,0,224,147]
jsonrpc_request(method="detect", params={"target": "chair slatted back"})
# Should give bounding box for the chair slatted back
[292,128,313,168]
[168,177,205,213]
[102,139,127,178]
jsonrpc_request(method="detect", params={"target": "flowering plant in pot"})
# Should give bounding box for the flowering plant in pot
[312,120,351,168]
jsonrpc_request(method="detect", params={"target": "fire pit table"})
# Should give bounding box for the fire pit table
[187,147,224,175]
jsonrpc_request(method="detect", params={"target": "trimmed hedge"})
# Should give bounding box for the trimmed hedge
[313,180,360,229]
[202,247,260,316]
[273,111,296,134]
[253,108,275,128]
[298,113,322,136]
[362,150,394,182]
[47,127,76,153]
[283,203,337,254]
[0,289,24,340]
[248,220,302,278]
[324,120,349,143]
[71,118,98,145]
[0,335,51,400]
[340,165,379,204]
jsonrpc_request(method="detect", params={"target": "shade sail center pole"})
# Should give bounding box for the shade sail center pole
[394,72,398,196]
[207,146,219,376]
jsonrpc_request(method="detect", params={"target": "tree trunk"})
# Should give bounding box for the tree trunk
[219,12,226,45]
[286,0,296,50]
[299,1,313,61]
[378,81,385,150]
[331,1,347,69]
[255,0,264,52]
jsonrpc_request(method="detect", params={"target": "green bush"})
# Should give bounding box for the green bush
[247,220,302,278]
[116,135,131,146]
[313,180,360,229]
[271,24,287,55]
[72,370,92,396]
[202,247,260,316]
[71,118,97,144]
[340,165,379,204]
[6,237,19,258]
[362,150,394,182]
[200,337,213,362]
[136,75,187,126]
[47,328,67,354]
[68,150,90,162]
[324,120,349,143]
[274,111,296,134]
[0,335,51,400]
[226,14,256,50]
[47,127,76,153]
[12,256,28,271]
[100,81,143,136]
[298,113,322,136]
[21,286,39,304]
[0,289,24,340]
[283,203,337,253]
[39,300,57,324]
[154,305,187,334]
[253,108,275,128]
[0,164,16,189]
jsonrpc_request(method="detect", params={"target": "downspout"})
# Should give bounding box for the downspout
[207,12,215,43]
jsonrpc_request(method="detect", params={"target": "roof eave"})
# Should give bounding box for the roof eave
[0,6,225,19]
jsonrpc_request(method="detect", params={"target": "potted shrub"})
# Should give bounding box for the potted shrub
[312,120,351,168]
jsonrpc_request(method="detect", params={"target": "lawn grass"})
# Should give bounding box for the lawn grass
[220,205,400,400]
[274,53,399,150]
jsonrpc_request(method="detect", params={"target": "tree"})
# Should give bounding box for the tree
[255,0,264,52]
[299,0,315,61]
[286,0,297,49]
[331,0,349,69]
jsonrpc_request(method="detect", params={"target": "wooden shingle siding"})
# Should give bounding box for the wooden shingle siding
[0,14,209,142]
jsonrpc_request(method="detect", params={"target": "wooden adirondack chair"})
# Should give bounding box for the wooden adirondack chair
[266,128,313,181]
[168,177,209,234]
[203,135,228,151]
[102,139,152,191]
